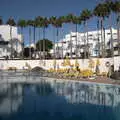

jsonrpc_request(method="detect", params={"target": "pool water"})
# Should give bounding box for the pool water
[0,71,120,120]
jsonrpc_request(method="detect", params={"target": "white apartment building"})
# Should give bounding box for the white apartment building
[0,25,22,58]
[50,28,118,58]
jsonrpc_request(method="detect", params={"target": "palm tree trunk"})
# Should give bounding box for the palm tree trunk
[39,28,41,59]
[70,32,72,59]
[97,19,100,57]
[33,26,36,59]
[21,27,24,59]
[56,27,58,59]
[10,26,13,59]
[53,28,56,59]
[117,13,120,56]
[84,23,87,59]
[62,40,64,59]
[109,15,114,57]
[16,39,18,58]
[61,28,64,59]
[43,27,45,59]
[53,27,56,70]
[78,24,81,58]
[75,24,78,59]
[85,21,89,59]
[103,27,106,57]
[100,18,104,58]
[15,30,18,58]
[29,27,32,59]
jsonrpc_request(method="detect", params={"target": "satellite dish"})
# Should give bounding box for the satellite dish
[105,61,110,68]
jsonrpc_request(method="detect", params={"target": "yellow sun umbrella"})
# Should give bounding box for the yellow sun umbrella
[96,58,100,65]
[62,56,71,66]
[75,59,79,67]
[88,59,95,69]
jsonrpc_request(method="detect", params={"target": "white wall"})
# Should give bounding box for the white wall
[0,56,119,73]
[114,56,120,71]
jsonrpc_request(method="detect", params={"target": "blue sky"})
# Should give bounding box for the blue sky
[0,0,116,45]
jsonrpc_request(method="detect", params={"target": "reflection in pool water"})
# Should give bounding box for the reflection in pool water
[0,72,120,120]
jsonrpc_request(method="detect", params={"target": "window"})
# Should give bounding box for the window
[72,35,76,37]
[66,53,70,56]
[89,34,93,36]
[72,52,75,55]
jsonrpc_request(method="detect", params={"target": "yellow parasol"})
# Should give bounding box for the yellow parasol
[62,56,71,66]
[75,59,79,67]
[88,58,95,69]
[96,58,100,65]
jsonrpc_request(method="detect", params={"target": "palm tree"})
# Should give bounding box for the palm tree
[96,19,101,57]
[27,20,33,59]
[80,9,92,59]
[56,17,63,59]
[65,13,75,59]
[32,19,38,59]
[49,16,57,59]
[112,0,120,56]
[49,16,62,59]
[58,16,66,59]
[17,19,27,59]
[6,17,16,59]
[72,16,81,58]
[35,16,43,59]
[104,0,114,57]
[94,3,110,58]
[41,17,49,59]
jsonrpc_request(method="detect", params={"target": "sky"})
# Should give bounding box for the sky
[0,0,116,45]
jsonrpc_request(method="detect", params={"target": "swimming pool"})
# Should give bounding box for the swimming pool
[0,71,120,120]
